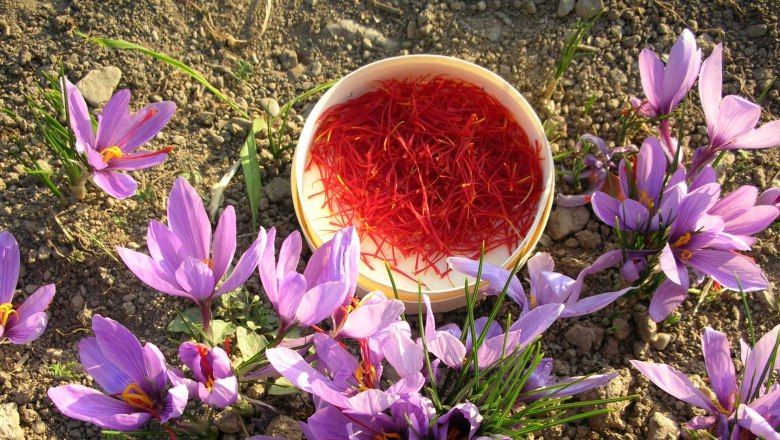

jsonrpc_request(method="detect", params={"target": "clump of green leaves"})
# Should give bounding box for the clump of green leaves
[543,12,601,100]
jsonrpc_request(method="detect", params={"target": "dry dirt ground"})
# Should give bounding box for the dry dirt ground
[0,0,779,439]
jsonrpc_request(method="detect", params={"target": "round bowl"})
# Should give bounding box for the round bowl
[292,54,554,312]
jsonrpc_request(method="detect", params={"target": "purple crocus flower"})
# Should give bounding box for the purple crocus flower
[557,135,637,208]
[653,182,769,321]
[301,401,434,440]
[0,231,55,344]
[591,137,682,233]
[631,326,780,439]
[520,357,617,402]
[61,78,176,199]
[117,177,264,330]
[170,342,238,408]
[631,29,701,160]
[690,43,780,175]
[758,187,780,210]
[422,294,563,370]
[258,226,364,332]
[436,402,482,440]
[448,250,632,318]
[48,315,188,431]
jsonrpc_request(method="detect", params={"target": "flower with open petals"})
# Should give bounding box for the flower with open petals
[61,78,176,199]
[690,43,780,175]
[117,177,264,330]
[171,342,237,408]
[48,315,188,431]
[0,231,55,344]
[631,326,780,439]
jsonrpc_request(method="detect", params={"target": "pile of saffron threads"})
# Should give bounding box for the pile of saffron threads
[308,76,544,280]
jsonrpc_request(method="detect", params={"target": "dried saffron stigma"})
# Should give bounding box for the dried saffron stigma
[308,76,544,278]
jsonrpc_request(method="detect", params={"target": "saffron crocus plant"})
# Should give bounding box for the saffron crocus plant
[117,177,264,331]
[61,78,176,199]
[0,231,55,344]
[170,342,238,408]
[48,315,188,431]
[631,326,780,439]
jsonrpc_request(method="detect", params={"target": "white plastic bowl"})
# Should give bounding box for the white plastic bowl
[292,55,554,312]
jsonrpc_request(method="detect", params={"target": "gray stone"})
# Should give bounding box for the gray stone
[557,0,575,17]
[71,293,84,312]
[622,35,642,48]
[76,66,122,106]
[0,403,24,440]
[636,313,658,343]
[214,409,242,433]
[265,177,292,203]
[650,332,672,350]
[610,69,628,85]
[278,49,298,70]
[260,97,280,118]
[575,0,603,18]
[18,48,32,66]
[565,324,604,352]
[525,1,537,14]
[575,229,601,250]
[546,206,590,240]
[745,24,768,38]
[323,19,397,50]
[647,412,680,440]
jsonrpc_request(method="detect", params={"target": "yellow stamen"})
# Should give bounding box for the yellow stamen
[0,303,17,327]
[673,232,692,248]
[201,258,214,269]
[638,191,654,209]
[680,249,693,260]
[528,293,537,310]
[100,146,123,163]
[205,377,214,390]
[354,363,377,392]
[375,433,402,440]
[120,383,155,411]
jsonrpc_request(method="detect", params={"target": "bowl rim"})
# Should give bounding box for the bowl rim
[291,54,555,307]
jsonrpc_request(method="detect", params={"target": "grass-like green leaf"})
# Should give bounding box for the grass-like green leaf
[240,119,266,228]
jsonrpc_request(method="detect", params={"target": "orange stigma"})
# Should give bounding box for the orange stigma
[527,293,537,310]
[100,146,123,163]
[673,232,692,248]
[201,258,214,269]
[680,250,693,260]
[120,383,155,411]
[0,303,17,327]
[375,433,402,440]
[637,191,653,209]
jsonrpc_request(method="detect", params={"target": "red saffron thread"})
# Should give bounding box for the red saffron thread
[308,76,544,278]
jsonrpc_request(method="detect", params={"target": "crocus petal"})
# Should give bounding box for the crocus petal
[477,330,523,368]
[61,78,95,153]
[712,95,762,149]
[684,415,717,430]
[699,44,722,135]
[346,389,400,415]
[158,383,188,423]
[723,206,779,237]
[92,171,137,199]
[648,278,689,322]
[117,247,190,299]
[216,232,264,295]
[91,315,150,391]
[710,185,758,220]
[79,338,132,395]
[175,257,216,302]
[542,372,618,399]
[146,221,185,275]
[690,166,716,191]
[142,343,169,393]
[532,271,574,306]
[447,257,526,308]
[509,303,564,348]
[258,227,279,302]
[630,360,717,412]
[742,325,780,401]
[560,287,632,318]
[278,231,303,282]
[730,120,780,150]
[275,272,307,325]
[116,101,176,153]
[670,183,721,238]
[659,244,685,285]
[168,177,211,260]
[591,192,621,228]
[95,89,132,149]
[47,384,151,430]
[339,298,405,340]
[0,231,20,303]
[701,327,737,411]
[527,252,555,277]
[265,347,349,408]
[106,151,168,171]
[757,187,780,208]
[86,145,109,171]
[735,406,780,440]
[312,334,359,389]
[204,376,238,408]
[5,284,55,344]
[210,206,236,281]
[636,137,667,202]
[295,281,348,327]
[427,332,467,369]
[4,312,50,344]
[619,199,651,230]
[638,48,665,114]
[178,342,208,383]
[663,29,700,113]
[685,249,768,291]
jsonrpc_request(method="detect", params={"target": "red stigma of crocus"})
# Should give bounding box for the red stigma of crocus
[196,345,216,390]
